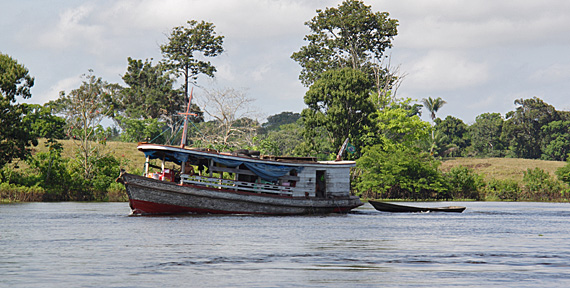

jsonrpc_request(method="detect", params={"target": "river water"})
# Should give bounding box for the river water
[1,201,570,287]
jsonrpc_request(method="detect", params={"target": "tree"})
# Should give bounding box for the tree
[23,104,66,140]
[356,144,447,200]
[161,20,224,103]
[52,71,115,180]
[434,116,470,156]
[503,97,560,159]
[469,112,506,156]
[117,57,184,120]
[261,112,301,132]
[113,57,204,143]
[0,53,37,169]
[291,0,398,87]
[257,121,304,156]
[365,104,431,151]
[195,87,258,149]
[302,68,375,157]
[540,120,570,161]
[421,97,447,121]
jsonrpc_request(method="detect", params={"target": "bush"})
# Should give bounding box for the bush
[91,155,121,200]
[106,182,127,202]
[356,145,448,200]
[444,166,485,200]
[555,161,570,184]
[484,179,521,201]
[0,182,45,202]
[522,168,565,201]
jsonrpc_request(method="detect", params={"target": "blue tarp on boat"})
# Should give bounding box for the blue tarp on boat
[142,150,301,182]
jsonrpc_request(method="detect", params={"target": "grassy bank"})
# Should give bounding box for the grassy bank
[440,157,566,182]
[31,138,145,173]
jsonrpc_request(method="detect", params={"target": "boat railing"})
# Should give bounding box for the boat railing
[180,174,294,196]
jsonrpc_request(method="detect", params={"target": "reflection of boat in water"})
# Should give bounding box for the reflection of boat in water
[369,200,466,213]
[117,144,363,215]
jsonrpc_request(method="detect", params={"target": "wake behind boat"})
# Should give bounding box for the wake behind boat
[369,200,466,213]
[117,143,363,215]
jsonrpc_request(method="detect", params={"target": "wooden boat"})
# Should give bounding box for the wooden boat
[369,200,466,213]
[117,143,363,215]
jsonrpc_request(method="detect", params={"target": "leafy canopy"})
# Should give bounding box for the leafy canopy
[469,112,505,156]
[118,57,182,120]
[421,96,447,121]
[52,71,116,180]
[291,0,398,86]
[302,67,374,157]
[0,53,37,168]
[357,144,447,199]
[503,97,560,159]
[161,20,224,101]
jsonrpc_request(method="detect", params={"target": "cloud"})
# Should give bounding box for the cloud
[38,4,103,51]
[386,0,570,49]
[530,63,570,84]
[403,50,489,92]
[32,76,82,104]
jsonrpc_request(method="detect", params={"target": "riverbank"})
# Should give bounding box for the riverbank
[440,157,566,182]
[1,139,569,203]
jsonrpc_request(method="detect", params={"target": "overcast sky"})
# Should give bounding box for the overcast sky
[2,0,569,124]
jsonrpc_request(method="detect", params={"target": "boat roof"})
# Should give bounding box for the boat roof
[137,143,355,168]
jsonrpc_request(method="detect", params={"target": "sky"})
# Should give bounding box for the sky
[2,0,570,124]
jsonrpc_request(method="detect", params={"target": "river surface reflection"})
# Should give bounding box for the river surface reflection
[1,202,570,287]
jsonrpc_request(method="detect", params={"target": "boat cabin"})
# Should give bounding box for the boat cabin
[138,144,355,199]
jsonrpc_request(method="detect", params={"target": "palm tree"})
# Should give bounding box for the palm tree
[421,97,447,121]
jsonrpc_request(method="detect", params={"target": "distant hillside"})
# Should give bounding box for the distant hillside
[440,157,566,182]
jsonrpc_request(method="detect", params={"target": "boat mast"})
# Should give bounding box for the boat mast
[179,87,197,148]
[336,138,349,161]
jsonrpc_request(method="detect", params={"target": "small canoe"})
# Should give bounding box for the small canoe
[369,200,466,213]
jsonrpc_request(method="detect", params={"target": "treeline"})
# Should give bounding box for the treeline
[433,97,570,161]
[2,0,570,202]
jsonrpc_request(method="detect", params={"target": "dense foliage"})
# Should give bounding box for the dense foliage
[291,0,398,87]
[0,53,37,169]
[302,68,375,157]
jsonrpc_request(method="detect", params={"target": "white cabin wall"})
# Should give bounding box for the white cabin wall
[325,167,351,197]
[293,167,317,197]
[292,166,351,197]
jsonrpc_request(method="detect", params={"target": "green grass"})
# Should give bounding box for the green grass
[26,139,145,173]
[440,157,566,182]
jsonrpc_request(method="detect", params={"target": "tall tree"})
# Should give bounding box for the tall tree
[0,53,37,169]
[421,97,447,121]
[160,20,224,103]
[434,116,470,156]
[114,58,203,143]
[291,0,398,87]
[503,97,560,159]
[469,112,505,156]
[52,71,115,180]
[118,57,182,120]
[302,67,374,157]
[541,120,570,161]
